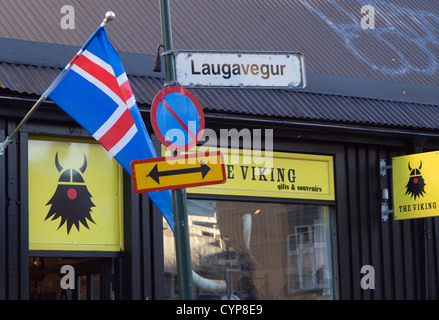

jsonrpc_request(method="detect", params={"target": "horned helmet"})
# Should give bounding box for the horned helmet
[405,161,426,200]
[45,152,96,234]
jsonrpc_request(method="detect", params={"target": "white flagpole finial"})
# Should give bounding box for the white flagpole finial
[105,11,116,22]
[101,11,115,27]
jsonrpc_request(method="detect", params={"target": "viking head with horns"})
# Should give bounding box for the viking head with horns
[405,160,426,200]
[45,152,96,234]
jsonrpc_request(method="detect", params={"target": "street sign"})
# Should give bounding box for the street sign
[151,86,204,152]
[175,50,306,89]
[131,151,226,193]
[393,151,439,220]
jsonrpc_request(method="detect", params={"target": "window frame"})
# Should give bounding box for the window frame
[178,192,339,300]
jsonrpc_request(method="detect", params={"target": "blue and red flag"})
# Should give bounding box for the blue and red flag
[48,26,174,230]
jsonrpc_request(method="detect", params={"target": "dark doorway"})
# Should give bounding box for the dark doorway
[29,257,117,300]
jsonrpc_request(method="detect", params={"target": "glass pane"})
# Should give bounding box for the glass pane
[163,200,333,300]
[92,273,101,300]
[29,257,115,300]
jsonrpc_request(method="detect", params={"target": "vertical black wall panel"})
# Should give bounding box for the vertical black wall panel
[141,193,153,300]
[123,179,163,300]
[379,148,394,299]
[334,151,351,299]
[1,124,29,299]
[346,146,362,299]
[368,147,382,300]
[336,142,439,300]
[0,129,5,299]
[358,147,371,300]
[435,217,439,298]
[130,190,142,299]
[151,200,167,299]
[6,122,21,299]
[122,172,142,300]
[19,132,29,300]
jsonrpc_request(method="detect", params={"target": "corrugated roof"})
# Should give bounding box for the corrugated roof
[1,61,438,131]
[0,0,438,87]
[0,0,438,132]
[0,62,59,95]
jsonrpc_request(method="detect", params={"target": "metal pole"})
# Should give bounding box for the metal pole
[159,0,194,300]
[159,0,176,87]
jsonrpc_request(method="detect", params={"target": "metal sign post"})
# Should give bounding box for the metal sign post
[158,0,194,300]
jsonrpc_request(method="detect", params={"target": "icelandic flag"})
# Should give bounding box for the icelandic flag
[48,27,174,231]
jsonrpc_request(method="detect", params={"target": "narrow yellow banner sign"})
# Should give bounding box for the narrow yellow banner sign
[131,151,226,193]
[393,151,439,220]
[174,148,335,201]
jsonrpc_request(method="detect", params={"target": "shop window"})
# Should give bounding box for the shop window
[163,199,334,300]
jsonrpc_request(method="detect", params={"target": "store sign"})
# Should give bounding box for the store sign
[163,148,334,201]
[175,50,306,89]
[28,139,123,251]
[393,151,439,220]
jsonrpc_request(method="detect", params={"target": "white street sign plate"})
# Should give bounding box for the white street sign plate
[175,51,306,89]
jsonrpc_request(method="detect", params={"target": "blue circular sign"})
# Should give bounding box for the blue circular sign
[151,86,204,152]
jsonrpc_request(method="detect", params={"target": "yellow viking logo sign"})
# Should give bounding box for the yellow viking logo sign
[405,161,426,200]
[29,139,124,252]
[393,151,439,221]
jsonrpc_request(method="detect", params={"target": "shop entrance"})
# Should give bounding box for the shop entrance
[29,257,118,300]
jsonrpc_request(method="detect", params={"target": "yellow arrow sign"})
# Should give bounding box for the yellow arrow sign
[131,151,226,193]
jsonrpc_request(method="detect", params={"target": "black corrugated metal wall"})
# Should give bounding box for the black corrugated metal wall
[2,102,439,299]
[335,141,439,299]
[0,124,29,300]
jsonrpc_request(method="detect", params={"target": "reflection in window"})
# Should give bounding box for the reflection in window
[163,200,333,300]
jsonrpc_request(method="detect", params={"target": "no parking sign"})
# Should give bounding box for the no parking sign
[151,86,204,152]
[131,86,225,194]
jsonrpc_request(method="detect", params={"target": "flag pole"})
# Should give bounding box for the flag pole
[0,11,116,156]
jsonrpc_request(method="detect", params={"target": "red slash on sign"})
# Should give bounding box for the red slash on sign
[159,98,197,142]
[151,86,204,152]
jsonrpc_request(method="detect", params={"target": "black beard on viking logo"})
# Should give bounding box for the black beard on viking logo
[45,152,96,234]
[46,184,96,234]
[405,161,426,200]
